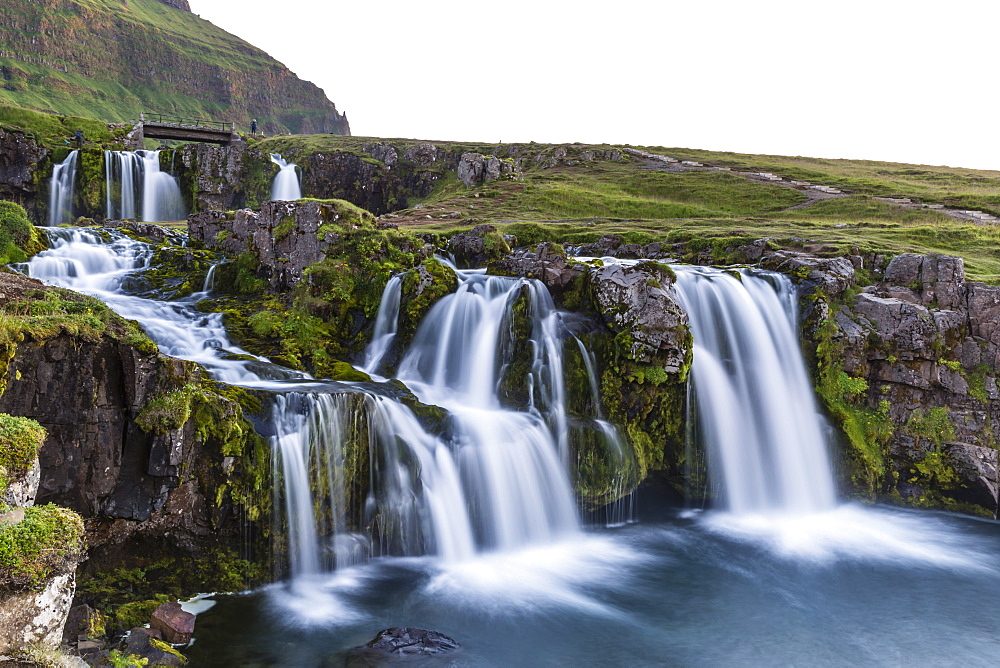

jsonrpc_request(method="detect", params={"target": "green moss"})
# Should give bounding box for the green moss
[135,384,197,433]
[76,148,105,218]
[813,313,893,496]
[398,258,458,342]
[107,649,150,668]
[150,638,188,663]
[214,252,268,295]
[0,413,46,496]
[0,503,85,591]
[273,214,296,242]
[905,407,956,447]
[0,286,157,352]
[113,597,170,632]
[327,362,372,383]
[0,200,45,264]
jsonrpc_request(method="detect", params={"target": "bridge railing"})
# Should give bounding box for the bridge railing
[138,113,234,133]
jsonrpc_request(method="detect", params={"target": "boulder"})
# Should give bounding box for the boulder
[124,627,185,666]
[346,627,460,666]
[0,573,76,653]
[447,224,511,268]
[150,602,196,644]
[760,251,855,299]
[590,262,690,371]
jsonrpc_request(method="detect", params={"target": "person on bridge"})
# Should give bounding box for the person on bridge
[251,119,258,136]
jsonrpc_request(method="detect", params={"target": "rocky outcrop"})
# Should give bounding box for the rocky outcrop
[0,415,85,655]
[490,242,586,291]
[457,152,520,187]
[157,0,191,10]
[0,275,269,599]
[820,252,1000,515]
[190,199,382,290]
[447,224,513,269]
[0,572,77,653]
[590,262,689,372]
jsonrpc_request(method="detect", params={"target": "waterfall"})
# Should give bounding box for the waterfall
[140,150,186,222]
[102,150,185,222]
[396,270,580,550]
[48,151,78,226]
[360,273,402,375]
[21,228,584,580]
[104,151,142,219]
[673,265,837,514]
[270,154,302,201]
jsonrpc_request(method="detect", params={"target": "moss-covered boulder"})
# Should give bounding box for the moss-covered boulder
[0,200,45,265]
[398,259,458,343]
[0,414,45,507]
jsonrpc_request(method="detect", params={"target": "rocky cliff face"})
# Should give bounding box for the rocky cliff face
[0,0,348,135]
[824,253,999,515]
[0,273,270,594]
[0,126,48,214]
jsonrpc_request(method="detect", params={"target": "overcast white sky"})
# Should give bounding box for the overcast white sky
[190,1,1000,170]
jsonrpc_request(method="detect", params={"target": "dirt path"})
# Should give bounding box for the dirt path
[622,147,1000,222]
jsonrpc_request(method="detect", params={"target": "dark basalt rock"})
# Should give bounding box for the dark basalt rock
[346,627,460,666]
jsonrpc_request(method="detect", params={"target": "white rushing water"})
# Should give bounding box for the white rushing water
[21,229,591,580]
[673,265,837,514]
[140,150,186,222]
[270,154,302,201]
[101,150,186,222]
[359,273,401,374]
[104,150,142,220]
[48,150,78,226]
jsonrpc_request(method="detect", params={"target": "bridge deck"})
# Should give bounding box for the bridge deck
[130,114,242,146]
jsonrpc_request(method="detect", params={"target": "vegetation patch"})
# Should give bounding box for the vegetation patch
[0,413,45,496]
[0,503,85,591]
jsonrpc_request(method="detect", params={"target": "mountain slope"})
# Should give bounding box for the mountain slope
[0,0,349,135]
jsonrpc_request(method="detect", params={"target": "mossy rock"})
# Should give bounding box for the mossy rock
[0,503,85,591]
[0,414,45,497]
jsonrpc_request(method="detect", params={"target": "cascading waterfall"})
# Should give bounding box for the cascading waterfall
[48,150,78,226]
[20,229,589,579]
[270,153,302,201]
[104,150,142,220]
[673,265,837,513]
[396,270,580,550]
[102,150,186,222]
[140,150,186,222]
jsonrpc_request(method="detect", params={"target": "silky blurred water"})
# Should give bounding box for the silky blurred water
[185,505,1000,666]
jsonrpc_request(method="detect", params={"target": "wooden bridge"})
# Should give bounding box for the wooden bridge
[126,113,243,147]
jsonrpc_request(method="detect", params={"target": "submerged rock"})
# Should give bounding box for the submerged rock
[346,627,460,666]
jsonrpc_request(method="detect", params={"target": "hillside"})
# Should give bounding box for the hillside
[249,135,1000,283]
[0,0,349,135]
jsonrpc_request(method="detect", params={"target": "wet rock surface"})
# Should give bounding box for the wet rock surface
[346,627,460,666]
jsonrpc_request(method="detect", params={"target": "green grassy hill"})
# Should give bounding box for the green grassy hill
[0,0,348,135]
[256,135,1000,282]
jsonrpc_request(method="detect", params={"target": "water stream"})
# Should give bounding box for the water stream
[17,231,1000,665]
